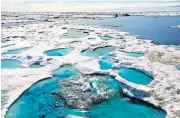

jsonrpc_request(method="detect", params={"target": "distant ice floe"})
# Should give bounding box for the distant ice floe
[169,25,180,29]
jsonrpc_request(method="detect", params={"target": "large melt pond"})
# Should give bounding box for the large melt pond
[44,48,73,56]
[90,97,166,118]
[82,46,115,57]
[118,67,153,85]
[6,65,80,118]
[1,59,22,69]
[6,73,166,118]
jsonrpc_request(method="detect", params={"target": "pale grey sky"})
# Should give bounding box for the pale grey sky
[2,0,180,12]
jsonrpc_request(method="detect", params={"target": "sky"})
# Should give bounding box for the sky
[1,0,180,12]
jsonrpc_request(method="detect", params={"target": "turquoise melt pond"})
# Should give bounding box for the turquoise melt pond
[90,97,166,118]
[1,59,22,69]
[100,35,113,40]
[6,65,80,118]
[3,47,31,55]
[82,46,115,57]
[99,54,113,70]
[29,62,45,68]
[5,77,65,118]
[52,65,79,78]
[99,61,112,70]
[5,74,166,118]
[44,48,73,56]
[118,67,153,85]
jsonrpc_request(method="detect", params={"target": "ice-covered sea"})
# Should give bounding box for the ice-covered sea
[1,12,180,118]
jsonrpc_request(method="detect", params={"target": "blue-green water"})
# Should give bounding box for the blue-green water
[6,65,80,118]
[5,77,66,118]
[82,46,115,57]
[5,73,166,118]
[103,75,121,92]
[44,48,73,56]
[101,35,113,40]
[64,29,89,39]
[52,65,80,78]
[176,65,180,70]
[83,16,180,45]
[29,62,45,68]
[89,75,121,95]
[99,52,143,70]
[2,47,31,55]
[1,59,22,69]
[124,51,144,57]
[118,67,153,85]
[90,97,166,118]
[99,54,113,70]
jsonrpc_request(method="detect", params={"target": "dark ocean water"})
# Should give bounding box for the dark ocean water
[83,16,180,45]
